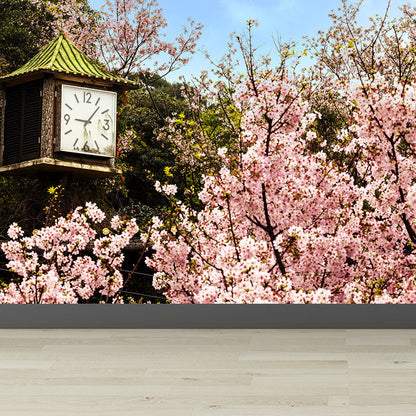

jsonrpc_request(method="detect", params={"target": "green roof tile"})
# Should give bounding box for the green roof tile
[1,32,137,87]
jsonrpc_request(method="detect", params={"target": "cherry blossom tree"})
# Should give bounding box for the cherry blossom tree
[306,0,416,87]
[142,20,416,304]
[31,0,202,79]
[32,0,103,58]
[8,2,416,304]
[338,74,416,303]
[303,0,416,171]
[143,67,361,303]
[97,0,203,78]
[0,203,138,303]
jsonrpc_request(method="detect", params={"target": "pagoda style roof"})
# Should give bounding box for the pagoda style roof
[0,32,138,89]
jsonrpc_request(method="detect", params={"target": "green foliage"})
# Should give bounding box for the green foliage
[309,104,347,153]
[0,177,45,237]
[306,94,367,187]
[114,78,186,215]
[117,200,156,231]
[0,175,122,238]
[155,81,243,212]
[0,0,56,74]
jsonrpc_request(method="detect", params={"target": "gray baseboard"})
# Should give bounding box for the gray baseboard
[0,305,415,328]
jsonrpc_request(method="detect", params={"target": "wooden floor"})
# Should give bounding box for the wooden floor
[0,329,415,415]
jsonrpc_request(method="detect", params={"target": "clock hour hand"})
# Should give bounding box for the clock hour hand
[74,107,100,127]
[74,118,91,124]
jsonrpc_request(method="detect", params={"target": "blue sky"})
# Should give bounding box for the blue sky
[89,0,408,82]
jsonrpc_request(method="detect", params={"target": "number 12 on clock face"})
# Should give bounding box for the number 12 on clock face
[60,85,117,157]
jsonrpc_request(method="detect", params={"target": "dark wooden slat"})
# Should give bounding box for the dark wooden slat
[3,86,22,164]
[3,80,42,164]
[21,81,42,160]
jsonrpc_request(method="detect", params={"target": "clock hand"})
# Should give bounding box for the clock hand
[74,118,91,124]
[85,106,100,126]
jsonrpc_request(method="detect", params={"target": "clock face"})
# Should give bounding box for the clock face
[60,85,117,157]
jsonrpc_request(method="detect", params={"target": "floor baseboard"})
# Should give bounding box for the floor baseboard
[0,304,415,328]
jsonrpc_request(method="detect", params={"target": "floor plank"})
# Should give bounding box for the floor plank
[0,329,414,415]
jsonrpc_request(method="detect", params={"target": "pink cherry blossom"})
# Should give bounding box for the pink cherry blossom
[145,66,416,304]
[0,203,138,304]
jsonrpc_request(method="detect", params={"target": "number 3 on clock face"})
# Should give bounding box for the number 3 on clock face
[60,85,117,157]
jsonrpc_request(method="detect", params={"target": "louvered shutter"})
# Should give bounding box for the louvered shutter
[3,80,42,164]
[22,81,42,160]
[3,86,22,164]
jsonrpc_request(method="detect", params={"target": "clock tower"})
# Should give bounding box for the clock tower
[0,32,138,178]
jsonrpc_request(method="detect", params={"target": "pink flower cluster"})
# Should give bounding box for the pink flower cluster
[36,0,103,59]
[117,129,135,156]
[145,70,416,304]
[97,0,203,77]
[154,181,178,196]
[0,203,138,304]
[30,0,202,78]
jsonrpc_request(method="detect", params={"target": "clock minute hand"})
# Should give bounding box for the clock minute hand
[85,106,100,126]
